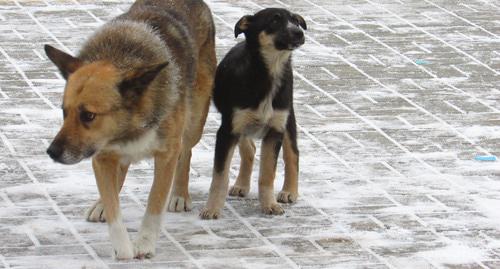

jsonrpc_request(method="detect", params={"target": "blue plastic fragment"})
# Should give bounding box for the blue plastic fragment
[474,155,497,161]
[415,59,429,65]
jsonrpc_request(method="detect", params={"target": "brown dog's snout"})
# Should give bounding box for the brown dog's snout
[47,139,65,162]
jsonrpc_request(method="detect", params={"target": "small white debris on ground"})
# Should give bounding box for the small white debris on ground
[0,0,500,268]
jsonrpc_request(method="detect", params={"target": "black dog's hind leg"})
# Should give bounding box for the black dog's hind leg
[201,121,238,219]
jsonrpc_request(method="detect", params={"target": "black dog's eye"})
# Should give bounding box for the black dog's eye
[80,111,96,123]
[272,14,282,24]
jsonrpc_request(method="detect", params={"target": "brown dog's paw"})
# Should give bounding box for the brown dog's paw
[261,203,285,215]
[113,243,134,260]
[228,185,249,197]
[277,191,298,204]
[85,199,106,222]
[133,237,155,260]
[167,194,192,212]
[199,208,221,219]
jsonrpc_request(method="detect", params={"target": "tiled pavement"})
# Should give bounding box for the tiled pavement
[1,0,500,268]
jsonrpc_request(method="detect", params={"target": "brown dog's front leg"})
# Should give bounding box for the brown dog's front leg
[92,153,134,260]
[86,161,130,222]
[134,145,180,259]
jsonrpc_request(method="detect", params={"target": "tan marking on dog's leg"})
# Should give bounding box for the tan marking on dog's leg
[229,138,255,197]
[135,143,181,259]
[86,162,129,222]
[92,154,133,260]
[258,133,284,215]
[278,132,299,203]
[200,142,237,219]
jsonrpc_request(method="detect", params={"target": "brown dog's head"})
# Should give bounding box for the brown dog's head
[44,45,168,164]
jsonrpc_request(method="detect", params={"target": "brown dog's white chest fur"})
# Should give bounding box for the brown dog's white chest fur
[105,129,160,162]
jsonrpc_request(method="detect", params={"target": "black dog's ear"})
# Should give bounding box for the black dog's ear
[292,13,307,30]
[234,15,253,38]
[118,62,169,96]
[44,44,83,79]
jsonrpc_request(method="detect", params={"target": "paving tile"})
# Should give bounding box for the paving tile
[1,0,500,268]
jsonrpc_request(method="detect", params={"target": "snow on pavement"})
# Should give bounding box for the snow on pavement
[1,0,500,268]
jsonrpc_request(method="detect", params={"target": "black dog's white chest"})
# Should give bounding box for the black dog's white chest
[231,82,289,138]
[230,50,292,138]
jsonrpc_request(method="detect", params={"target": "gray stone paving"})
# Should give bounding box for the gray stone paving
[1,0,500,268]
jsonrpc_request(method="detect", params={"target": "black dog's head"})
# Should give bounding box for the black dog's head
[234,8,307,51]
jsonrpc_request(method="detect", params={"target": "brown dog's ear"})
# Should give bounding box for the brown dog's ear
[118,62,169,96]
[44,45,82,79]
[292,13,307,30]
[234,15,253,38]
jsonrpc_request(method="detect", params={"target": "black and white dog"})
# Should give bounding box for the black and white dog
[201,8,306,219]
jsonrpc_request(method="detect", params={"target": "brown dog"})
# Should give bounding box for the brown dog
[45,0,215,259]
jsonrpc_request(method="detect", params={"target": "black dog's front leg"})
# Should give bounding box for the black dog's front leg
[278,107,299,203]
[258,128,285,215]
[201,122,238,219]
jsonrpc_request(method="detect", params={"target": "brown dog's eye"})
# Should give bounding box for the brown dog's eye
[80,111,96,123]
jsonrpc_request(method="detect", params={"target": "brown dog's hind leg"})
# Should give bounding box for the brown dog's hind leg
[86,162,129,222]
[92,154,134,260]
[168,77,211,213]
[168,36,215,212]
[229,137,256,197]
[168,144,194,212]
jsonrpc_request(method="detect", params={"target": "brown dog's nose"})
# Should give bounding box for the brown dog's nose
[47,141,64,161]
